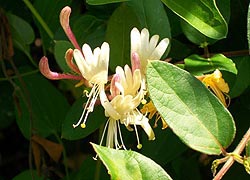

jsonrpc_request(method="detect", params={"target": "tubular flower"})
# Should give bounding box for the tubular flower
[197,69,230,107]
[130,27,169,76]
[99,65,155,149]
[72,42,110,128]
[140,101,168,129]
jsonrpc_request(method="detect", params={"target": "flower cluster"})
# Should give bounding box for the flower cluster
[39,6,169,149]
[39,6,230,150]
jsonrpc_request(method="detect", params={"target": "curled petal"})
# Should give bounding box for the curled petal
[39,56,82,80]
[60,6,81,51]
[65,48,81,74]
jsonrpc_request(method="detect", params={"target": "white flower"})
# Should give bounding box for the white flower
[99,65,155,149]
[72,42,109,128]
[130,28,169,76]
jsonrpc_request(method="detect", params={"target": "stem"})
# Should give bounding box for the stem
[22,0,54,39]
[213,127,250,180]
[0,69,39,81]
[54,133,69,180]
[94,124,105,180]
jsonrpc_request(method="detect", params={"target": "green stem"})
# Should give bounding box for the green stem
[0,69,39,81]
[94,124,105,180]
[54,133,70,180]
[22,0,54,39]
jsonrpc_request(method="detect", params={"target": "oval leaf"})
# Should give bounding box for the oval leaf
[91,143,173,180]
[106,3,140,71]
[15,69,70,139]
[147,61,235,155]
[184,54,237,75]
[161,0,228,39]
[126,0,171,39]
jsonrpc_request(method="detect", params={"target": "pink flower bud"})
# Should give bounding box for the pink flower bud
[60,6,81,51]
[39,56,82,80]
[131,52,141,73]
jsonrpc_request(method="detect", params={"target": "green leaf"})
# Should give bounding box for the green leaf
[248,3,250,50]
[33,0,70,49]
[87,0,130,5]
[61,98,106,140]
[12,170,43,180]
[184,54,237,75]
[72,15,106,48]
[126,0,171,39]
[147,61,236,155]
[54,40,74,73]
[7,13,35,59]
[161,0,228,39]
[91,143,173,180]
[229,56,250,98]
[180,19,217,45]
[0,82,15,129]
[106,3,140,71]
[15,69,70,139]
[141,128,187,165]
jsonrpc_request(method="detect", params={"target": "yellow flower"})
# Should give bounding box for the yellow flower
[141,101,168,129]
[198,69,230,107]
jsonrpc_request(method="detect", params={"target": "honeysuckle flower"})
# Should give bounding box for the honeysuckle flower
[72,42,110,128]
[197,69,230,107]
[130,27,169,76]
[140,101,168,129]
[99,64,155,149]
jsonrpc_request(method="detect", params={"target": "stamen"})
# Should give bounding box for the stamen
[133,124,142,149]
[72,84,100,128]
[99,119,110,147]
[117,121,127,150]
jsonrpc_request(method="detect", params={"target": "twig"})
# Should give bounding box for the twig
[213,127,250,180]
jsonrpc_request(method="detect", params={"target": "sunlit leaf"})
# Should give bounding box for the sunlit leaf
[106,3,139,71]
[61,98,106,140]
[184,54,237,75]
[92,143,173,180]
[147,61,235,155]
[87,0,129,5]
[126,0,171,39]
[161,0,228,39]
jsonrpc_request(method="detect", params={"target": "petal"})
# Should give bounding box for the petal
[100,89,121,120]
[73,49,89,78]
[130,28,141,54]
[82,43,94,65]
[149,35,160,50]
[150,38,169,59]
[99,42,110,71]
